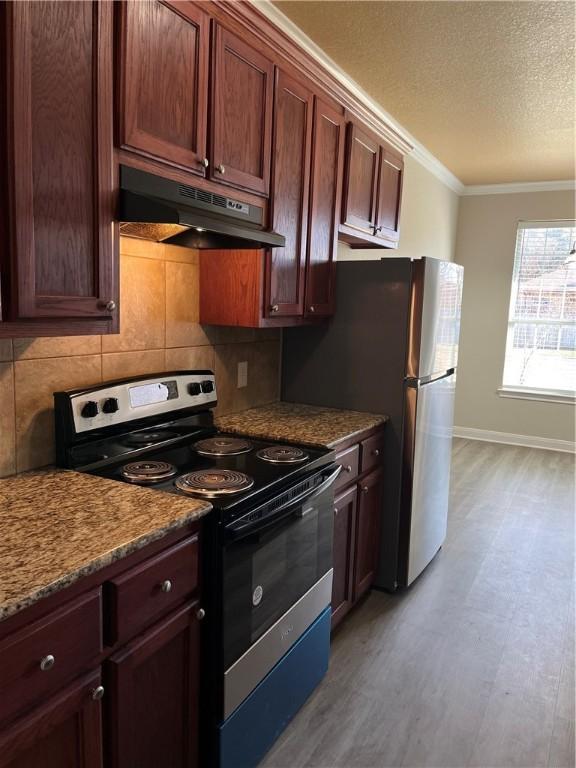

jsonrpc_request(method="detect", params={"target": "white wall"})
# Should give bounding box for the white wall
[337,153,460,262]
[454,189,576,446]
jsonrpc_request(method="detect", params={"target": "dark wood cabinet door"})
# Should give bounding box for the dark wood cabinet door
[354,469,383,601]
[2,1,117,321]
[0,671,103,768]
[341,123,379,236]
[375,147,404,244]
[106,602,200,768]
[118,0,209,175]
[210,24,273,196]
[331,485,358,630]
[265,69,313,318]
[304,97,345,318]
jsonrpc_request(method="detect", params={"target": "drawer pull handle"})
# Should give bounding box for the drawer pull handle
[345,465,352,473]
[362,486,369,494]
[39,654,55,672]
[216,164,225,174]
[196,608,206,621]
[334,506,339,515]
[91,685,105,701]
[372,449,380,457]
[98,299,116,312]
[160,579,173,593]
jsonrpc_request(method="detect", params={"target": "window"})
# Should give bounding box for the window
[501,221,576,401]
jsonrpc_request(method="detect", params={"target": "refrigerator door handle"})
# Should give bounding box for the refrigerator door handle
[406,368,456,388]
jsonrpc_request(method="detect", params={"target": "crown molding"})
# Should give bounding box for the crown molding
[253,0,465,195]
[463,180,576,196]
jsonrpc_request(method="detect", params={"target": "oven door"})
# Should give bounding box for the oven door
[221,464,339,716]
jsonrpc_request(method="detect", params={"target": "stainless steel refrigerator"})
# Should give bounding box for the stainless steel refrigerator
[282,257,464,590]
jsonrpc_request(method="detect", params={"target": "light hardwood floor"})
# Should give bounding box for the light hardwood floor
[261,439,575,768]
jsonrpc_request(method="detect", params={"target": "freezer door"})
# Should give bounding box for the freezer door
[408,259,464,379]
[403,372,456,586]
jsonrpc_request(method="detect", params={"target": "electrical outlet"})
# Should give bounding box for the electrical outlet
[237,361,248,388]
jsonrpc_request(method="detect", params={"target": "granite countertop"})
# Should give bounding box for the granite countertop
[216,402,388,449]
[0,469,212,622]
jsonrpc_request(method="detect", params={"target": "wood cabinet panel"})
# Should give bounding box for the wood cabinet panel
[305,98,345,317]
[354,468,383,601]
[106,602,200,768]
[118,0,209,175]
[0,671,103,768]
[360,432,385,475]
[376,148,403,244]
[266,69,313,318]
[0,590,102,727]
[211,25,273,196]
[334,444,360,493]
[2,1,117,321]
[106,535,199,645]
[341,123,379,235]
[331,485,357,630]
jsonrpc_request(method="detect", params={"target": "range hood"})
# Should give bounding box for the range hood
[118,165,285,249]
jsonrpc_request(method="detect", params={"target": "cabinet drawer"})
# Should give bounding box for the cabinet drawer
[334,444,360,491]
[0,589,102,725]
[107,535,198,645]
[360,432,385,475]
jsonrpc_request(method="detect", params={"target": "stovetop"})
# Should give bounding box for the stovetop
[88,431,333,516]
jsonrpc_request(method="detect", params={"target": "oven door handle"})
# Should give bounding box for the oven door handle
[225,465,341,541]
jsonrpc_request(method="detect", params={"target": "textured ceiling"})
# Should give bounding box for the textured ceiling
[274,0,575,185]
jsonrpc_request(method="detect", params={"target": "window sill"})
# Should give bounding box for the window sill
[497,387,576,405]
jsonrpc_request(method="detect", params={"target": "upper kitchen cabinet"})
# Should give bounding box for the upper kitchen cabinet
[210,24,274,196]
[339,119,404,249]
[265,69,313,318]
[199,89,344,328]
[117,0,209,176]
[0,0,117,335]
[304,97,345,317]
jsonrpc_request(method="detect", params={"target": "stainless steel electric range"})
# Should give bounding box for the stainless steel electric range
[54,371,340,768]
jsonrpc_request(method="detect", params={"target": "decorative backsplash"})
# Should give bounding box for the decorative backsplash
[0,237,281,477]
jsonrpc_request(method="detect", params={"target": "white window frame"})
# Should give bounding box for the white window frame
[498,219,576,404]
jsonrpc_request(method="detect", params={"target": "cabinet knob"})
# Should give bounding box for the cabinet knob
[91,685,105,701]
[270,304,279,313]
[39,654,55,672]
[334,506,339,515]
[160,579,172,593]
[361,485,369,493]
[216,164,225,174]
[196,607,206,621]
[201,157,209,168]
[309,305,316,313]
[98,299,116,312]
[374,226,382,234]
[345,464,352,473]
[372,449,380,457]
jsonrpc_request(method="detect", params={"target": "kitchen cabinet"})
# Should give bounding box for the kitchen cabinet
[265,69,313,319]
[0,526,202,768]
[354,468,384,601]
[106,602,200,768]
[0,672,104,768]
[117,0,209,176]
[339,119,404,249]
[210,24,274,196]
[330,426,385,630]
[304,97,345,318]
[331,486,357,630]
[0,0,118,336]
[198,91,344,327]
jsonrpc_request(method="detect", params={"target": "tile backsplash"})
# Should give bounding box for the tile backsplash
[0,237,281,477]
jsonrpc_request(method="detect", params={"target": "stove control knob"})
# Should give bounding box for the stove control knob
[102,397,119,414]
[188,382,201,396]
[201,380,214,394]
[81,401,99,419]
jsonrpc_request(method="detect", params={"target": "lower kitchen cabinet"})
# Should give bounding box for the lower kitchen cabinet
[354,468,384,601]
[106,601,200,768]
[331,427,385,630]
[331,485,357,629]
[0,671,103,768]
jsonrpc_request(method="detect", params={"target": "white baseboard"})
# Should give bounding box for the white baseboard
[453,426,575,454]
